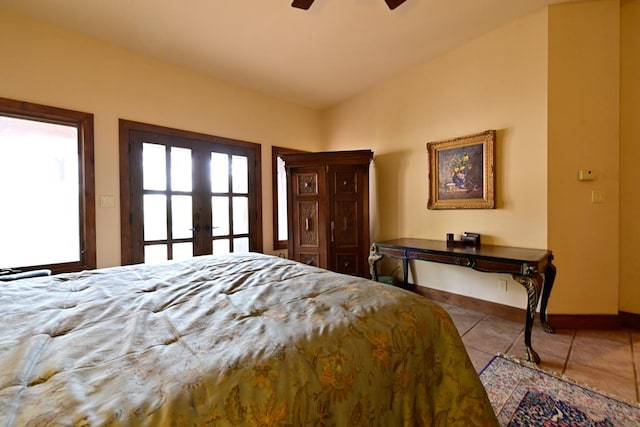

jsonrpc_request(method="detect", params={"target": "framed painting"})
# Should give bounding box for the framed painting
[427,130,495,209]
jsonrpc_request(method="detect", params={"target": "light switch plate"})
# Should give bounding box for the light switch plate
[99,195,115,208]
[591,190,605,204]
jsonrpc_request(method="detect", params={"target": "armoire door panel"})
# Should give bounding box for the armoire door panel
[299,253,320,267]
[297,173,318,195]
[334,200,358,247]
[335,254,358,275]
[334,170,358,194]
[298,201,319,247]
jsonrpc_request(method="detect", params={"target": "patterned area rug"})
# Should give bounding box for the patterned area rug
[479,355,640,426]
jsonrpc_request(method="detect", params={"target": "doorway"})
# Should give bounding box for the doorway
[119,120,262,265]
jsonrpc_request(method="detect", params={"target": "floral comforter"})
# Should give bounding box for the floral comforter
[0,253,497,426]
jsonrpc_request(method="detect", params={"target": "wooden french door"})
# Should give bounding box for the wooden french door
[119,120,262,265]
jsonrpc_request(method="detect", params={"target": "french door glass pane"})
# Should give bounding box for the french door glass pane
[211,153,229,193]
[0,116,80,267]
[145,244,167,263]
[211,196,229,236]
[143,194,167,240]
[232,196,248,234]
[171,195,192,239]
[212,239,230,254]
[234,238,249,253]
[173,242,193,260]
[143,143,166,191]
[171,147,192,192]
[232,155,248,193]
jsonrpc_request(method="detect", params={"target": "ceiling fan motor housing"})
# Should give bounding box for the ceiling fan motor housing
[291,0,406,11]
[291,0,315,10]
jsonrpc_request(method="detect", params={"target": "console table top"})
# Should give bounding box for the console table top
[375,238,551,263]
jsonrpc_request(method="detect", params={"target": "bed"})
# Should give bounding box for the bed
[0,252,497,426]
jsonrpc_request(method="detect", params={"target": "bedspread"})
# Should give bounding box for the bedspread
[0,253,497,426]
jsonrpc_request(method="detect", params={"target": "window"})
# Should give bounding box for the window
[271,146,305,250]
[0,97,96,273]
[120,120,262,265]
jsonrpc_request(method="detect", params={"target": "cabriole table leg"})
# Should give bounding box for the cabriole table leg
[512,273,543,364]
[539,262,557,333]
[368,244,383,281]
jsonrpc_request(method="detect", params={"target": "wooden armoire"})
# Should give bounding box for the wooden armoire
[282,150,373,277]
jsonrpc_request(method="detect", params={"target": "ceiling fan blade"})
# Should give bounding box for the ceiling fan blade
[291,0,315,10]
[384,0,406,10]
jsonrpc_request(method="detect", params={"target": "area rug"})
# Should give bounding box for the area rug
[479,355,640,426]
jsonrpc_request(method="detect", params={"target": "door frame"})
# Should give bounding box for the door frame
[119,119,263,265]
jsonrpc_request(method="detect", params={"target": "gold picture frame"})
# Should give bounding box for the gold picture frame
[427,130,495,210]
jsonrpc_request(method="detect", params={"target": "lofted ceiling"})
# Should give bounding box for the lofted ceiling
[0,0,575,109]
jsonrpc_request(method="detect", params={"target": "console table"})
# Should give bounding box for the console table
[368,238,556,364]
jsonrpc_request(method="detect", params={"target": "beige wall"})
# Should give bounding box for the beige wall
[0,8,323,267]
[324,0,635,315]
[620,0,640,313]
[323,10,549,308]
[548,0,620,315]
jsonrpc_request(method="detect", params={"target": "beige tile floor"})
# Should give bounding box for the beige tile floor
[435,301,640,403]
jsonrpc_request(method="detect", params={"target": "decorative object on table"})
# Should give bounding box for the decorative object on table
[427,130,495,209]
[446,232,481,248]
[480,355,640,426]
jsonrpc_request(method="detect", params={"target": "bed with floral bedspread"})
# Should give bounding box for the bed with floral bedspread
[0,252,497,426]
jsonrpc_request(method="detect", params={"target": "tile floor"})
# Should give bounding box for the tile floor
[435,301,640,404]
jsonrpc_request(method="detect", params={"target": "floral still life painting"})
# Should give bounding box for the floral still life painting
[441,145,484,196]
[427,130,495,209]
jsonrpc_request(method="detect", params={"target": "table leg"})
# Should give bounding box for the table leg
[368,244,383,281]
[539,262,557,334]
[401,257,409,289]
[512,273,543,364]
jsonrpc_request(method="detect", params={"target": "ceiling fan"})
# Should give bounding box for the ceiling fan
[292,0,407,11]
